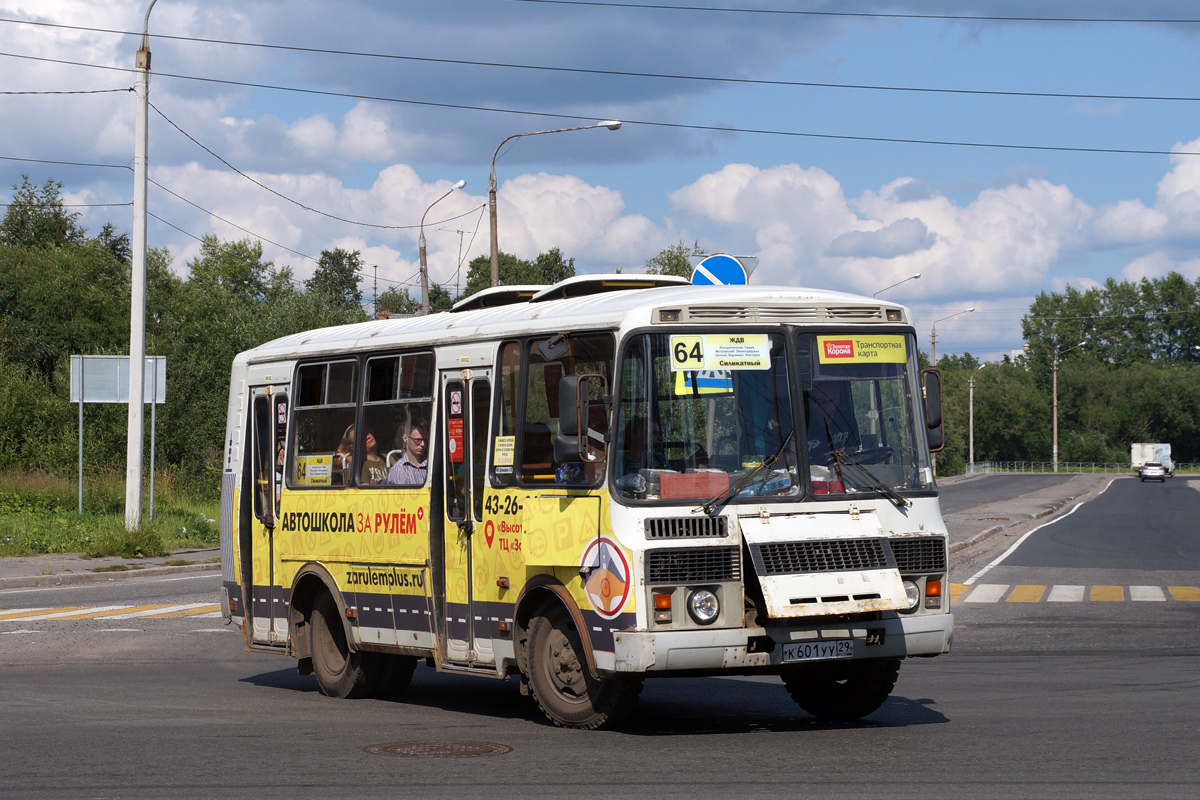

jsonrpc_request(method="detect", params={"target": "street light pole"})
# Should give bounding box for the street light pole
[488,120,621,287]
[126,0,158,532]
[930,307,975,365]
[1052,340,1086,473]
[419,179,466,315]
[873,272,921,298]
[969,363,987,473]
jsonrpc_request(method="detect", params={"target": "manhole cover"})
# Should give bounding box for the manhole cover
[363,741,513,758]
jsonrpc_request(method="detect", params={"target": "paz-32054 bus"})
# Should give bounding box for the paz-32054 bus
[219,275,953,729]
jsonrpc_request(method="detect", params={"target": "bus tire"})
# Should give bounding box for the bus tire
[309,591,377,699]
[373,654,418,699]
[781,657,900,722]
[525,599,642,729]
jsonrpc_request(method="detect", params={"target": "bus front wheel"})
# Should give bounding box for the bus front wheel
[525,600,642,729]
[309,591,378,699]
[781,657,900,722]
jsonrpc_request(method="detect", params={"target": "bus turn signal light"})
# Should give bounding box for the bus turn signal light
[925,579,942,608]
[653,591,672,624]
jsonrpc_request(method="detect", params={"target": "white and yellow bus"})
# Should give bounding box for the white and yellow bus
[218,274,953,729]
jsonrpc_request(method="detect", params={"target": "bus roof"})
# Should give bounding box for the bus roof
[239,280,908,365]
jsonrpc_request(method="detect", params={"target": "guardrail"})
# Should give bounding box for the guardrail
[968,461,1198,475]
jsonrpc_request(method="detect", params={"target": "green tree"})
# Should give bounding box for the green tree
[645,239,703,278]
[0,175,86,249]
[461,248,576,298]
[376,286,419,316]
[307,248,364,310]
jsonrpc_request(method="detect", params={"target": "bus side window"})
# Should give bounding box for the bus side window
[362,352,434,487]
[489,341,521,487]
[522,333,615,485]
[251,394,274,525]
[289,360,358,489]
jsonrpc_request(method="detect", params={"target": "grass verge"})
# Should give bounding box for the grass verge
[0,468,219,558]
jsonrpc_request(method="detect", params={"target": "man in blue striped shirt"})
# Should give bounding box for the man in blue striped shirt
[387,418,429,486]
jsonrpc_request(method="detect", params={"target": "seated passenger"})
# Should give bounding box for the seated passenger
[334,424,355,485]
[358,426,388,485]
[806,383,858,465]
[387,418,429,486]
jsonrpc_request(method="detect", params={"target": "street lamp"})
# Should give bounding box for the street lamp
[1052,340,1086,473]
[419,179,466,315]
[873,272,921,298]
[930,307,975,365]
[969,363,987,473]
[488,120,622,286]
[126,0,159,531]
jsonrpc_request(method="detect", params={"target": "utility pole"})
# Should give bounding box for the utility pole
[126,0,158,532]
[373,265,378,318]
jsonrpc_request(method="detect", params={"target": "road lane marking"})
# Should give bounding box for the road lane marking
[963,584,1009,602]
[156,574,220,582]
[141,604,221,618]
[1047,585,1085,602]
[1090,585,1124,601]
[0,606,87,620]
[1007,585,1046,603]
[950,583,969,603]
[1,604,130,621]
[963,477,1116,585]
[1169,586,1200,601]
[53,603,177,620]
[106,603,216,619]
[1130,586,1166,602]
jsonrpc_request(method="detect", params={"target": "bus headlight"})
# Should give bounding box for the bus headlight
[687,589,720,625]
[902,580,920,612]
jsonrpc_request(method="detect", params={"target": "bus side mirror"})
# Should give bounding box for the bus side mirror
[922,368,945,453]
[554,374,608,463]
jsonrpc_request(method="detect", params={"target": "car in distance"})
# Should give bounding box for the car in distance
[1140,461,1167,482]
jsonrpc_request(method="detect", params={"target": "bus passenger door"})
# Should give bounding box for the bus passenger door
[246,387,288,643]
[439,369,494,666]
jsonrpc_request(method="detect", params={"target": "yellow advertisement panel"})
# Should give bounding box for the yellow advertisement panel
[295,455,333,486]
[817,334,907,364]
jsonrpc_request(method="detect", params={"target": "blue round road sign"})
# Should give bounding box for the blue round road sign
[691,253,747,286]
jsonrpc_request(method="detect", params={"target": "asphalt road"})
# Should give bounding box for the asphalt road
[937,472,1076,515]
[2,476,1198,799]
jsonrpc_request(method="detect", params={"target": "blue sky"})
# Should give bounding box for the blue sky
[4,1,1200,360]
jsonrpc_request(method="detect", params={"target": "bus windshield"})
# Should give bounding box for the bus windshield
[612,329,934,504]
[614,332,798,503]
[798,332,933,497]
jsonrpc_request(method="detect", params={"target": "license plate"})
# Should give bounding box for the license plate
[782,639,854,662]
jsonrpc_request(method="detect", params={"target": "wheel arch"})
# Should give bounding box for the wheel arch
[288,563,357,663]
[512,573,600,682]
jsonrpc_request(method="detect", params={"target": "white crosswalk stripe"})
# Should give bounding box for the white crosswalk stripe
[963,584,1009,603]
[1130,586,1166,601]
[1047,585,1085,602]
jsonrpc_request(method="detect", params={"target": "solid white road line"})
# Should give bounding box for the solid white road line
[964,477,1116,586]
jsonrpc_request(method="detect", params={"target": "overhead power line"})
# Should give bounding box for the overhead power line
[149,101,486,230]
[1,18,1198,104]
[0,154,131,170]
[0,87,130,96]
[504,0,1200,24]
[4,50,1198,158]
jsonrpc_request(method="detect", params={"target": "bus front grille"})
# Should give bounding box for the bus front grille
[749,538,893,576]
[646,546,740,584]
[889,537,947,573]
[645,517,728,539]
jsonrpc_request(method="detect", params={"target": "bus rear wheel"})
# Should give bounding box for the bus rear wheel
[309,592,378,699]
[525,600,642,730]
[782,657,900,722]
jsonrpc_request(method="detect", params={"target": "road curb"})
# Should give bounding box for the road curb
[0,560,220,590]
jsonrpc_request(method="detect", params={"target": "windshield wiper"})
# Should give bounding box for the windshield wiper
[695,431,793,516]
[830,447,910,509]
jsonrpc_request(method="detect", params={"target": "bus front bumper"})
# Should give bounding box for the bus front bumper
[611,612,953,674]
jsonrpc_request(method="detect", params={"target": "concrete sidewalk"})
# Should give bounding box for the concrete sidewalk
[0,473,1119,589]
[0,547,220,590]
